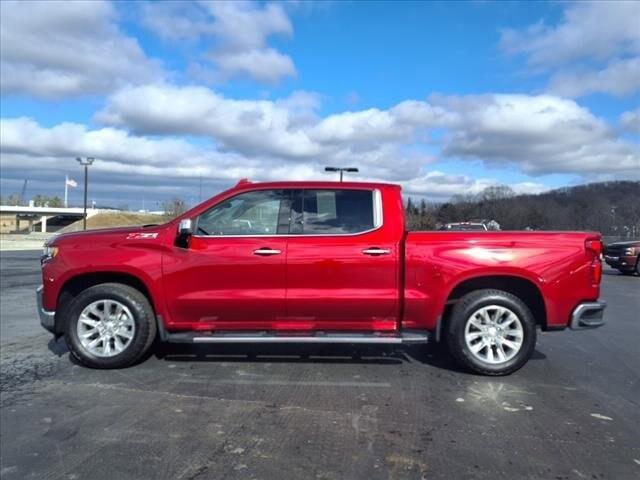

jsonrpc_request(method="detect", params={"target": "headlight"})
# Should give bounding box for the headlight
[624,247,636,256]
[41,245,59,264]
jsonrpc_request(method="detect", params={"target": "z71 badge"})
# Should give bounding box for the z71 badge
[126,232,159,240]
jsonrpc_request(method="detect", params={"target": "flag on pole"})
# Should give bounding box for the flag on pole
[64,175,77,207]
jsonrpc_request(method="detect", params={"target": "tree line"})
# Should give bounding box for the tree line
[405,181,640,237]
[0,194,64,207]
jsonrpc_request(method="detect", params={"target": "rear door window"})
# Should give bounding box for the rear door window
[290,189,375,235]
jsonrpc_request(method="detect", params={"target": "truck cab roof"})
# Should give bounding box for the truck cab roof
[232,179,400,191]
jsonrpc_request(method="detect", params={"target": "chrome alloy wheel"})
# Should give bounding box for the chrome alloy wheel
[464,305,524,364]
[76,300,136,357]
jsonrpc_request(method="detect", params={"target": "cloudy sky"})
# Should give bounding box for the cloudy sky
[0,0,638,209]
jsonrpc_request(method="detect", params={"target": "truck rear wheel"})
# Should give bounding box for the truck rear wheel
[64,283,156,369]
[446,289,536,376]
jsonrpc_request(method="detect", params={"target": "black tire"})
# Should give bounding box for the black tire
[636,257,640,275]
[64,283,157,369]
[445,289,537,376]
[619,269,634,276]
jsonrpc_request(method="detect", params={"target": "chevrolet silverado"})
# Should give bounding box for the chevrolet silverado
[37,180,606,375]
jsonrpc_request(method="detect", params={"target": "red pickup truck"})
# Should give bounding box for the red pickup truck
[38,180,606,375]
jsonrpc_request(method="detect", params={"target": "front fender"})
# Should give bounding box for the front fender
[42,240,167,321]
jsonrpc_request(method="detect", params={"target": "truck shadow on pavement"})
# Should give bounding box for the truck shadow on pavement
[152,342,547,374]
[48,338,547,374]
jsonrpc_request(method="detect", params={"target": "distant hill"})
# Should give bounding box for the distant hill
[58,212,171,233]
[408,181,640,237]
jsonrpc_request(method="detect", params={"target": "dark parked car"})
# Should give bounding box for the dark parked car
[604,240,640,275]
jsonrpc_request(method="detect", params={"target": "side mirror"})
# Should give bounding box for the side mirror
[178,218,193,236]
[176,219,193,249]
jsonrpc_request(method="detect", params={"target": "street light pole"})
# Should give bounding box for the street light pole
[324,166,359,182]
[76,157,94,230]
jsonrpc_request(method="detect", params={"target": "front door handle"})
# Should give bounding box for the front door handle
[362,247,391,256]
[253,248,282,256]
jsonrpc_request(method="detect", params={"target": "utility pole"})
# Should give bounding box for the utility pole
[76,157,94,230]
[324,167,359,182]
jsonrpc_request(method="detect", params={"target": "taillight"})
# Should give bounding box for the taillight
[586,238,603,285]
[585,239,602,255]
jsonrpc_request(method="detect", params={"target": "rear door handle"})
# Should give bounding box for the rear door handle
[362,248,391,256]
[253,248,282,256]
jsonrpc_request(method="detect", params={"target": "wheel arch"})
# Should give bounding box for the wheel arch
[436,274,547,341]
[54,271,156,335]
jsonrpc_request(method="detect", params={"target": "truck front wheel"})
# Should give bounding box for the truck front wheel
[446,289,537,376]
[64,283,157,369]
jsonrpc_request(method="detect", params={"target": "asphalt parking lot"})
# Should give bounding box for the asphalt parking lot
[1,250,639,480]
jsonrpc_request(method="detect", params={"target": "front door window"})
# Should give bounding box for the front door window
[196,190,288,236]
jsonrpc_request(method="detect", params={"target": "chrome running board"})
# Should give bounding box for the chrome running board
[163,330,430,345]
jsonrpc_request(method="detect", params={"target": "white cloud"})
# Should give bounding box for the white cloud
[509,182,551,196]
[0,116,550,204]
[209,48,295,83]
[0,0,161,98]
[95,84,451,183]
[308,101,453,146]
[309,108,410,145]
[500,1,640,97]
[96,84,322,159]
[2,107,632,207]
[275,90,322,118]
[141,1,296,83]
[96,84,457,174]
[500,2,640,66]
[432,94,640,176]
[140,1,211,41]
[620,108,640,135]
[205,1,293,49]
[403,172,495,198]
[0,117,416,183]
[548,57,640,98]
[97,84,640,178]
[402,172,548,199]
[0,117,247,175]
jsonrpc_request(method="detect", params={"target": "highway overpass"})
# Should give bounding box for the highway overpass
[0,205,97,233]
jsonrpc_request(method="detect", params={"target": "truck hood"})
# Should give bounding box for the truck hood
[48,225,168,246]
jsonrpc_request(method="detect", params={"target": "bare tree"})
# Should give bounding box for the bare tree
[163,198,187,218]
